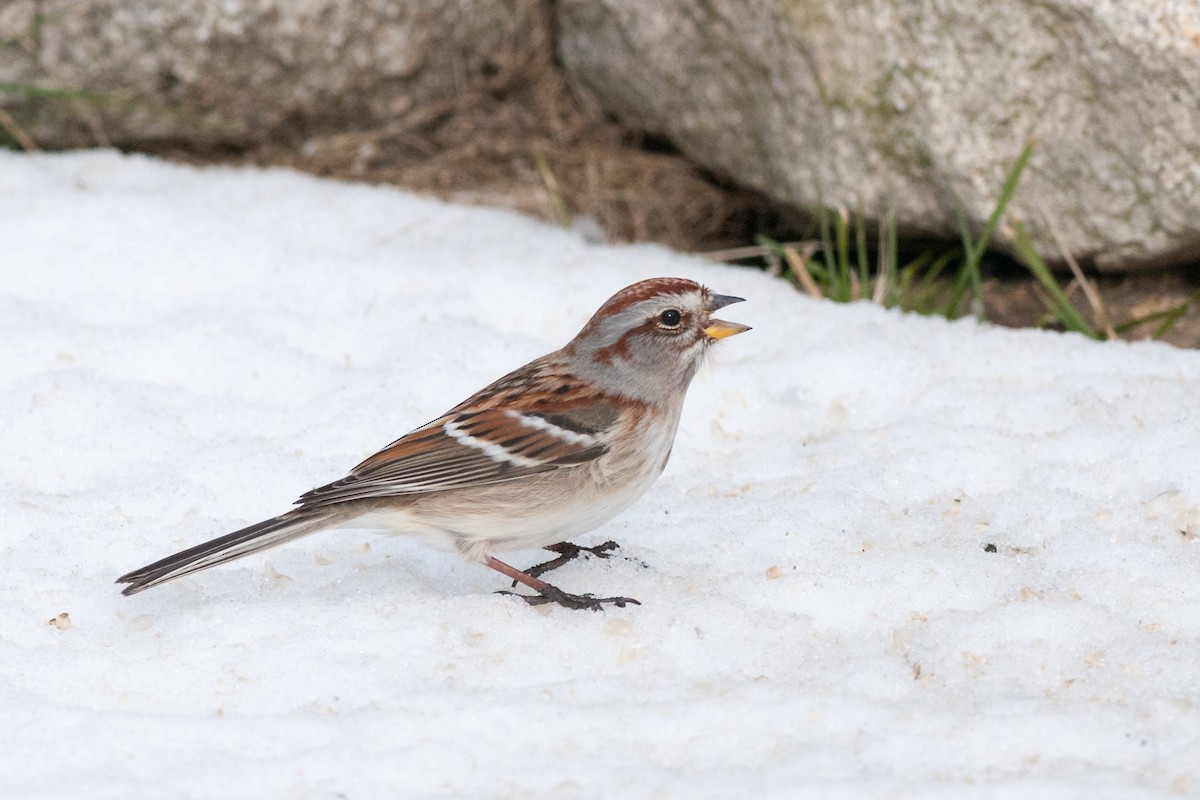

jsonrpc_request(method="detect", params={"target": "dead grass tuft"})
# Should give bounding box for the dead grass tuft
[982,269,1200,348]
[236,5,767,251]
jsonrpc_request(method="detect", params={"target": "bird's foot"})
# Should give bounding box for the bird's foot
[496,582,640,612]
[519,540,621,583]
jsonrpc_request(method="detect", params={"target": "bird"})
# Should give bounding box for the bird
[116,277,749,610]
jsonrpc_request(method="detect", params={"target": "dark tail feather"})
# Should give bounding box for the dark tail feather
[116,510,339,596]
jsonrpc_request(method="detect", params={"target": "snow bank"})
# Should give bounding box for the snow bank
[2,150,1198,798]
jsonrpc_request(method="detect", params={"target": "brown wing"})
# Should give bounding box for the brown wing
[294,401,620,509]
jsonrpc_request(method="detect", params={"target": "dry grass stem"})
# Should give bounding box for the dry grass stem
[1041,202,1116,338]
[0,104,38,152]
[872,224,890,305]
[704,244,774,261]
[783,243,823,298]
[534,151,570,226]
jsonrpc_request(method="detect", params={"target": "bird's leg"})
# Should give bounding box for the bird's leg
[487,556,639,612]
[521,540,621,581]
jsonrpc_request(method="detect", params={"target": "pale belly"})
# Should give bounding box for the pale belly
[412,456,667,562]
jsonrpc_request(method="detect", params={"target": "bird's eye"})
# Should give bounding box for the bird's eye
[658,309,682,328]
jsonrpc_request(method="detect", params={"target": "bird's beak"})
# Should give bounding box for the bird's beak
[704,292,749,340]
[707,293,744,312]
[705,319,752,340]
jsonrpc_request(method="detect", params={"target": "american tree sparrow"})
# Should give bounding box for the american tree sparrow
[117,277,749,610]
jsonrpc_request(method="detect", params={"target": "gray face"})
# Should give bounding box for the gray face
[567,287,715,405]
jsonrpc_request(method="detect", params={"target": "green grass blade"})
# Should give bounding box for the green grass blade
[879,205,899,306]
[1111,287,1200,336]
[954,211,981,319]
[1010,222,1100,338]
[957,140,1036,320]
[835,208,850,279]
[969,140,1036,265]
[855,204,869,297]
[0,83,101,101]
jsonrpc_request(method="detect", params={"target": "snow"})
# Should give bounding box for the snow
[2,150,1199,798]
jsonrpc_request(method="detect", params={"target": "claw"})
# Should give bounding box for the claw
[487,554,640,612]
[516,540,623,585]
[495,584,640,612]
